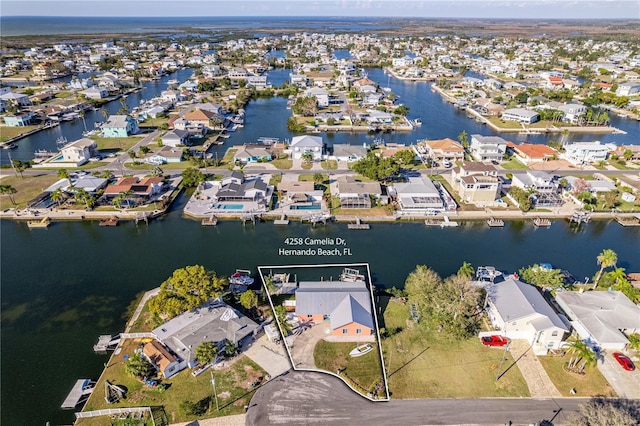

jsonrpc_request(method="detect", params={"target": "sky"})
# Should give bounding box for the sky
[1,0,639,19]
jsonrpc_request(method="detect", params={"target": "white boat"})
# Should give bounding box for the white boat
[229,270,254,286]
[349,343,373,357]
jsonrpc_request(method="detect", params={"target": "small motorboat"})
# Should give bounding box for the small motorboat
[349,343,373,357]
[229,270,254,286]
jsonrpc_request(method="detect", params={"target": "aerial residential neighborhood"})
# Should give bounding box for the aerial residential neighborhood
[1,7,640,426]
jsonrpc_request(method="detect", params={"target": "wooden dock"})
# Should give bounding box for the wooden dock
[61,379,95,409]
[570,210,591,224]
[533,217,551,227]
[274,213,289,225]
[93,334,121,352]
[616,214,640,227]
[27,217,51,228]
[487,217,504,227]
[201,214,218,226]
[347,217,370,229]
[99,216,119,227]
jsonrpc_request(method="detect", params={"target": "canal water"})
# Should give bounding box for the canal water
[1,188,639,424]
[5,66,639,165]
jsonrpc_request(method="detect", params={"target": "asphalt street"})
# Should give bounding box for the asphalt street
[246,371,588,425]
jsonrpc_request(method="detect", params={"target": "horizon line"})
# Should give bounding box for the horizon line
[3,15,639,20]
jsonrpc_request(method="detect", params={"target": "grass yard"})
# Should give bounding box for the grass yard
[332,207,391,217]
[138,117,169,128]
[0,174,59,209]
[382,299,530,399]
[321,160,338,170]
[500,159,530,170]
[222,148,238,164]
[124,161,195,171]
[538,355,616,397]
[92,136,141,152]
[78,339,266,425]
[314,340,386,397]
[487,117,522,129]
[128,301,162,333]
[0,125,40,142]
[270,158,293,170]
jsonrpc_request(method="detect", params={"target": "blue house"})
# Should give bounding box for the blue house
[3,111,33,127]
[101,115,138,137]
[233,145,272,164]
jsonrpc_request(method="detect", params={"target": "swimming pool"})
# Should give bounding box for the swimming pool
[220,204,244,210]
[290,204,321,210]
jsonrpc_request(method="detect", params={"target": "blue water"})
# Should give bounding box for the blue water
[290,204,322,210]
[1,16,397,36]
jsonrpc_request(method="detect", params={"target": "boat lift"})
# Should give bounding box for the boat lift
[93,334,121,353]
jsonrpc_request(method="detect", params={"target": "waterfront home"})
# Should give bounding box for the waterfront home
[304,87,329,108]
[61,138,98,166]
[151,146,183,164]
[485,277,568,355]
[331,144,367,162]
[221,170,244,186]
[101,115,139,137]
[233,145,272,164]
[81,86,108,100]
[161,129,189,147]
[501,108,540,124]
[335,176,383,209]
[563,141,609,165]
[419,138,465,163]
[142,340,181,379]
[557,103,587,124]
[612,144,640,161]
[246,76,269,90]
[511,171,563,208]
[616,82,640,96]
[391,177,447,213]
[469,135,507,162]
[277,181,323,207]
[3,111,34,127]
[507,142,558,165]
[451,161,501,205]
[0,92,31,107]
[152,301,259,372]
[289,135,324,160]
[555,291,640,351]
[104,176,164,199]
[295,280,374,338]
[564,176,617,194]
[183,108,225,131]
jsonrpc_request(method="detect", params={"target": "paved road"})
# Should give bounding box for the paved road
[246,371,587,425]
[597,352,640,398]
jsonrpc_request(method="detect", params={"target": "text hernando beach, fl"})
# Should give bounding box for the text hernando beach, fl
[279,237,352,256]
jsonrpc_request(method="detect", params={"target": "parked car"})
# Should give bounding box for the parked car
[481,335,509,347]
[613,352,636,371]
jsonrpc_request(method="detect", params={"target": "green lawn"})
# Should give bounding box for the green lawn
[124,161,195,171]
[314,340,386,398]
[271,158,293,170]
[78,339,266,425]
[0,125,40,142]
[487,117,522,129]
[382,299,530,399]
[222,148,238,164]
[500,159,530,170]
[138,117,169,128]
[0,175,60,209]
[538,355,616,397]
[92,136,141,152]
[321,160,338,170]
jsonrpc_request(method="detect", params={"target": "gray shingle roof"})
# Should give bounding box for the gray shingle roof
[295,281,371,317]
[330,295,374,330]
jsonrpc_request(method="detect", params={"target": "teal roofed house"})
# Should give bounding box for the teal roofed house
[101,115,139,137]
[3,111,33,126]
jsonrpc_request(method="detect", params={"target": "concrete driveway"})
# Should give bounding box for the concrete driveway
[243,334,291,379]
[508,339,562,398]
[597,352,640,398]
[288,322,331,369]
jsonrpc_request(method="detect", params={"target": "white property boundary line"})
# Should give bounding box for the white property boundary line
[257,262,390,402]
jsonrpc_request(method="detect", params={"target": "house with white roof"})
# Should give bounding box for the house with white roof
[563,141,609,165]
[392,177,449,213]
[335,176,383,209]
[61,138,98,166]
[486,277,569,355]
[304,87,329,108]
[81,86,108,100]
[470,135,507,162]
[557,103,587,124]
[289,135,324,160]
[161,129,189,147]
[501,108,540,124]
[616,82,640,96]
[555,291,640,351]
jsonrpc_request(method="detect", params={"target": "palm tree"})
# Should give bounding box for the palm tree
[57,168,70,180]
[101,108,109,121]
[458,130,469,150]
[223,340,237,358]
[0,184,18,207]
[79,109,87,132]
[565,338,597,374]
[123,352,153,378]
[195,341,218,365]
[50,188,65,207]
[593,249,617,289]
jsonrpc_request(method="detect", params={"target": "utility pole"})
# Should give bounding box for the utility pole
[210,370,219,411]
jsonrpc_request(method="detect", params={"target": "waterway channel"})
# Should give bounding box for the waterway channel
[1,65,640,424]
[1,188,639,424]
